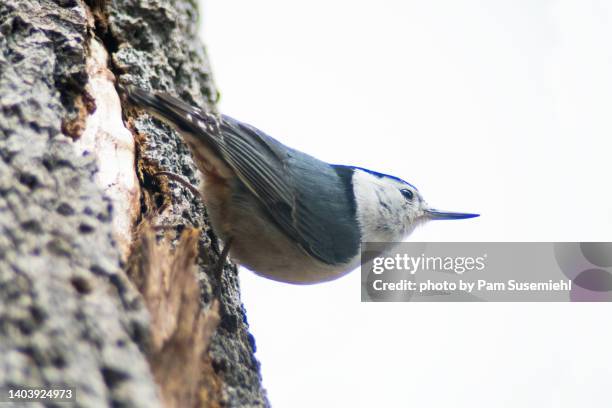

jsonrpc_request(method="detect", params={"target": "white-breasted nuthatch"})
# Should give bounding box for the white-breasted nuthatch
[125,87,478,284]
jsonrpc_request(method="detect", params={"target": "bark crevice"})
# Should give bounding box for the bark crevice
[0,0,268,406]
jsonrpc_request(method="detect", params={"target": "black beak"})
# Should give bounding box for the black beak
[425,209,480,220]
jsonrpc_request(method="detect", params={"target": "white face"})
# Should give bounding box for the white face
[352,169,427,243]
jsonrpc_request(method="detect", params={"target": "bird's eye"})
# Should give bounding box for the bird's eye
[400,189,414,200]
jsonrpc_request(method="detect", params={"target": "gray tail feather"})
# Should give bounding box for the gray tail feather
[122,85,223,156]
[123,85,218,133]
[123,86,193,129]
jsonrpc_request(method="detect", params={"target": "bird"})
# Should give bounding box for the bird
[124,87,479,284]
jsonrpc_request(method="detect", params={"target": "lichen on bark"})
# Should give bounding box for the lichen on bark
[0,0,268,406]
[0,1,159,406]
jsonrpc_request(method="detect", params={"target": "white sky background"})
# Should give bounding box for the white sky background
[200,1,612,407]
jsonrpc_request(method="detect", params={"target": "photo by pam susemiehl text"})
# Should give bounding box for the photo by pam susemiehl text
[360,242,608,302]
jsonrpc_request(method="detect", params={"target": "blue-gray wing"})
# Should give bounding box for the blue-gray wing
[216,115,360,265]
[124,88,359,264]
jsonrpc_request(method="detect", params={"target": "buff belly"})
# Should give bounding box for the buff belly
[200,175,357,284]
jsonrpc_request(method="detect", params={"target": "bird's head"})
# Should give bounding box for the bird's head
[351,168,478,242]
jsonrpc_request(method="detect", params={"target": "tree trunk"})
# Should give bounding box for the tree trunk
[0,0,268,407]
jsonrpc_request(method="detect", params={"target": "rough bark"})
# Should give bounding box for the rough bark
[0,0,268,407]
